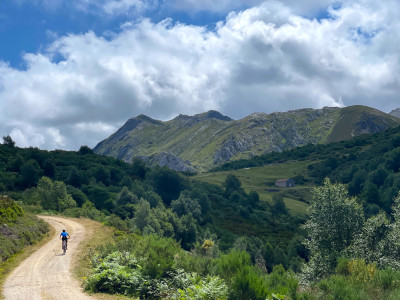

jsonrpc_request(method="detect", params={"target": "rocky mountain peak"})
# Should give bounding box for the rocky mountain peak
[172,111,233,127]
[390,108,400,118]
[194,110,233,121]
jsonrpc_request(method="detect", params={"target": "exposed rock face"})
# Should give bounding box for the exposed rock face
[135,152,195,172]
[390,108,400,119]
[214,134,255,164]
[94,106,400,171]
[355,113,393,135]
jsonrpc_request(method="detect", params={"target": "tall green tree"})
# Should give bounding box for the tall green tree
[10,154,24,172]
[37,177,77,211]
[67,166,83,187]
[84,183,113,210]
[78,145,93,155]
[149,167,183,205]
[20,159,43,188]
[171,192,202,223]
[115,186,138,206]
[302,178,364,281]
[272,194,288,215]
[3,135,15,147]
[133,199,151,232]
[93,165,111,186]
[223,174,242,196]
[43,159,56,178]
[376,192,400,269]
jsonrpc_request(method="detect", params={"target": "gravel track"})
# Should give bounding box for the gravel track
[3,216,94,300]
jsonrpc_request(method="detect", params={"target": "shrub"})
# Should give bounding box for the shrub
[347,259,377,284]
[230,266,269,300]
[132,235,183,279]
[172,271,228,300]
[86,251,144,296]
[318,275,367,300]
[266,265,298,299]
[372,267,400,291]
[86,250,228,299]
[215,250,274,300]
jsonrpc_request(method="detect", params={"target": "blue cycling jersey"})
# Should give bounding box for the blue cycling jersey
[60,232,69,238]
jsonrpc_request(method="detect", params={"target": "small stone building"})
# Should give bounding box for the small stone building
[275,178,295,188]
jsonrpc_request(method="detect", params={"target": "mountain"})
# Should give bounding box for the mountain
[93,106,400,171]
[390,108,400,118]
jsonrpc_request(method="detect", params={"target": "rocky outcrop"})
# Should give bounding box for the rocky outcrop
[214,134,255,164]
[354,113,394,135]
[134,152,195,172]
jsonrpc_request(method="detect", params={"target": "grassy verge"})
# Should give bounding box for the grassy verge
[0,220,54,300]
[71,218,133,300]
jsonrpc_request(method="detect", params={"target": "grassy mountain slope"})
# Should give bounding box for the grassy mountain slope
[94,106,400,171]
[327,105,400,142]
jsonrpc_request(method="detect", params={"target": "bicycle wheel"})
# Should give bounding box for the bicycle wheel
[62,240,67,254]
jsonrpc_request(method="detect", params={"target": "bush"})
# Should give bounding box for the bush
[230,266,269,300]
[266,265,298,299]
[318,275,367,300]
[134,235,183,279]
[86,249,228,299]
[372,267,400,291]
[0,196,24,223]
[86,251,144,296]
[172,271,228,300]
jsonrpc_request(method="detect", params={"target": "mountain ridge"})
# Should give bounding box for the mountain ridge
[93,106,400,171]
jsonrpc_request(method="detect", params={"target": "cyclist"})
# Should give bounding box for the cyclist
[60,229,70,250]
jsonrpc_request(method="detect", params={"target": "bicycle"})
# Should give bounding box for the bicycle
[62,239,67,255]
[60,229,70,255]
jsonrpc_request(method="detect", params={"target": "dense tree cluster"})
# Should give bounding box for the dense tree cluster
[0,143,302,259]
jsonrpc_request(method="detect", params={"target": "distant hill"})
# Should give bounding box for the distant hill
[390,108,400,118]
[94,106,400,171]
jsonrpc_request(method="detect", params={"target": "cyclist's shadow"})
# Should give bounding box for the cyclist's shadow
[55,249,67,256]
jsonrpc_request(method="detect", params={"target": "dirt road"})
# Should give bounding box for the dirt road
[3,216,94,300]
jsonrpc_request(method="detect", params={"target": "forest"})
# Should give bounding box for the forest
[1,126,400,299]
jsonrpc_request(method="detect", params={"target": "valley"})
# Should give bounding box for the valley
[1,106,400,299]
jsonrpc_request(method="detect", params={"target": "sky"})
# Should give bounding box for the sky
[0,0,399,150]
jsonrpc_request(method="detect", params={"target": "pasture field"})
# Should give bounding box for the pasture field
[194,160,317,215]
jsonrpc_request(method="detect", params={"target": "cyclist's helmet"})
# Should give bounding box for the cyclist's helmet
[62,229,66,232]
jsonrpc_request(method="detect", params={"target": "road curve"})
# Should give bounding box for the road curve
[3,216,94,300]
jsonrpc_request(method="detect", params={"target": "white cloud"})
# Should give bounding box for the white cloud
[102,0,151,15]
[1,0,400,150]
[76,0,163,16]
[9,127,45,149]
